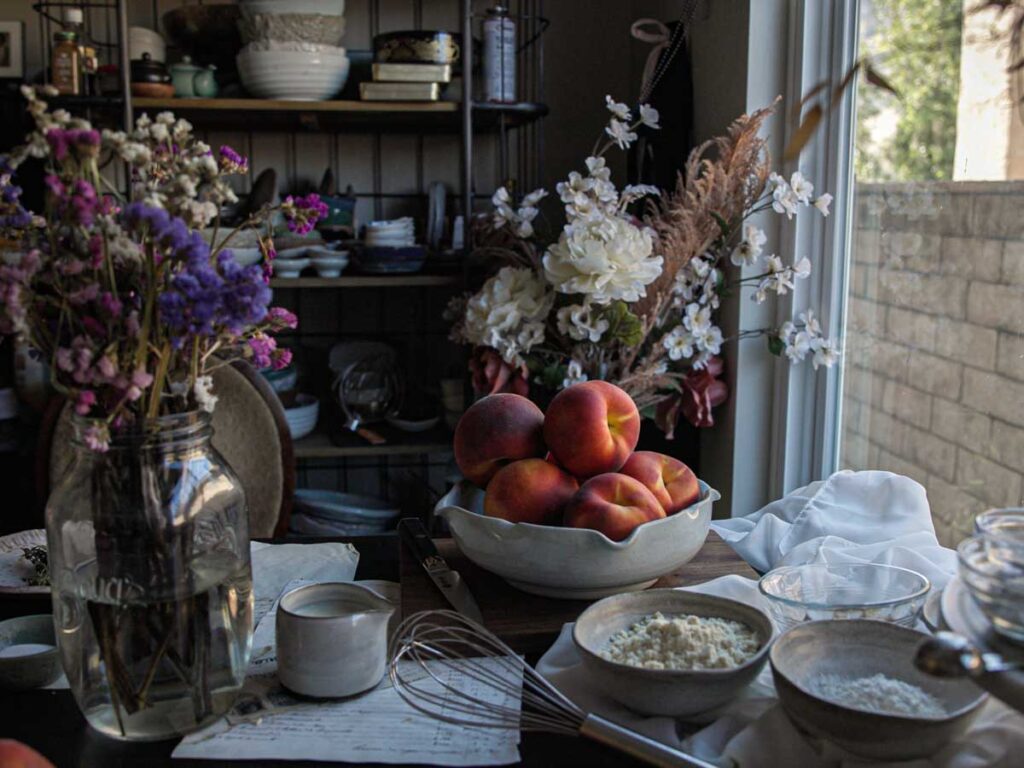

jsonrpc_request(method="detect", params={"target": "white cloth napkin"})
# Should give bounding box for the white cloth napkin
[536,470,1024,767]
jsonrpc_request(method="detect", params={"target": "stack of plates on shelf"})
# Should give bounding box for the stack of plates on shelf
[358,217,426,274]
[289,489,401,536]
[237,0,349,101]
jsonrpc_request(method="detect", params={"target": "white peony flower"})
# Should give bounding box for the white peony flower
[605,119,638,150]
[813,193,833,216]
[789,171,814,204]
[639,104,660,129]
[605,95,632,121]
[462,267,553,366]
[562,359,589,389]
[543,216,663,304]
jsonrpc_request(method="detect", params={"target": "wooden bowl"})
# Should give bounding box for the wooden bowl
[131,82,175,99]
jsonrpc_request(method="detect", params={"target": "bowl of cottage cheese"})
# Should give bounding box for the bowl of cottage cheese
[572,589,773,717]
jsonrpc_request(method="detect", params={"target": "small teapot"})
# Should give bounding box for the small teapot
[275,582,396,698]
[169,55,218,98]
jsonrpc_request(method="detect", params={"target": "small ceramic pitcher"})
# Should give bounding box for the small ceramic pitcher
[276,582,396,698]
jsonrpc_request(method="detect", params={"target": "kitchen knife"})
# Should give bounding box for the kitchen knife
[399,517,484,625]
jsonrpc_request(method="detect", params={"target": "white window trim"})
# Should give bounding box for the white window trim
[692,0,859,516]
[769,0,861,498]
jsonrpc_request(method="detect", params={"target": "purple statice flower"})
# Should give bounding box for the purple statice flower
[281,193,328,235]
[121,202,208,264]
[45,128,101,162]
[69,179,99,227]
[266,306,298,331]
[219,145,249,175]
[74,389,97,415]
[216,250,271,333]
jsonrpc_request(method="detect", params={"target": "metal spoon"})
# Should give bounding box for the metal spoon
[916,632,1024,713]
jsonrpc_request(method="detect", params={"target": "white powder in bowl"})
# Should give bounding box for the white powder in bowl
[808,673,946,717]
[599,611,760,670]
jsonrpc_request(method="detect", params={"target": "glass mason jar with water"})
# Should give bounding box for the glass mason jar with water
[45,411,253,740]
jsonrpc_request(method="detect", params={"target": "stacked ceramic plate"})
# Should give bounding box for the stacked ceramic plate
[364,217,415,247]
[289,489,400,536]
[237,0,349,101]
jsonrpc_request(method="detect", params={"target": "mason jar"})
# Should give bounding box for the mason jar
[45,411,253,741]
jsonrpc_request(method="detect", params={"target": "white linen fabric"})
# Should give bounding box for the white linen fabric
[536,470,1024,767]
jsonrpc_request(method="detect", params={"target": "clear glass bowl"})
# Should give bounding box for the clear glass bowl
[974,508,1024,567]
[958,535,1024,643]
[758,563,931,632]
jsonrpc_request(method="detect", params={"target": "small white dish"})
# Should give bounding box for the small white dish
[228,246,263,266]
[0,530,48,595]
[283,393,318,439]
[272,257,310,278]
[0,615,62,690]
[276,582,394,698]
[310,254,349,278]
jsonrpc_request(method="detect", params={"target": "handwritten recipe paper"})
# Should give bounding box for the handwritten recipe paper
[173,658,522,765]
[173,567,523,766]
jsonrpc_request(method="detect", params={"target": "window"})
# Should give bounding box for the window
[838,0,1024,545]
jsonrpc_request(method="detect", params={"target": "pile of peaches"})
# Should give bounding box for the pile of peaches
[453,381,702,542]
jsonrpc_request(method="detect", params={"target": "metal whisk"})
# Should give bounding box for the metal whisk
[388,609,717,768]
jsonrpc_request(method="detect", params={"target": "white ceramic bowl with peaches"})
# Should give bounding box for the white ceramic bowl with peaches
[436,381,717,599]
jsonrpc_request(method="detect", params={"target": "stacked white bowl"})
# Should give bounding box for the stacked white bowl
[237,0,349,101]
[364,217,415,247]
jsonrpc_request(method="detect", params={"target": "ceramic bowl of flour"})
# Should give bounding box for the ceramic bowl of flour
[572,589,773,717]
[770,619,986,761]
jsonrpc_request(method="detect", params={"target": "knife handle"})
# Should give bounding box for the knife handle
[398,517,440,564]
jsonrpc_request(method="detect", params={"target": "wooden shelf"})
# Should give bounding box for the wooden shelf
[294,424,453,459]
[270,274,461,289]
[131,97,547,133]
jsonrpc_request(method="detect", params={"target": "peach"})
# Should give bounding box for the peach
[454,393,546,488]
[620,451,701,514]
[563,472,666,541]
[484,458,579,525]
[544,381,640,478]
[0,741,56,768]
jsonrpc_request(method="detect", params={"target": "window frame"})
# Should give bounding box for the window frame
[768,0,861,498]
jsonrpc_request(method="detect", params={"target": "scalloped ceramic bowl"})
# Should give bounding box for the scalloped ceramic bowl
[435,480,717,599]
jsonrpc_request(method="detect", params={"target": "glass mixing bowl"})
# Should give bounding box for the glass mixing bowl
[758,562,931,631]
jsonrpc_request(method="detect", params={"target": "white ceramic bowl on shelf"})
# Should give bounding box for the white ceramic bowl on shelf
[272,257,310,278]
[237,45,350,101]
[284,394,319,440]
[241,0,346,17]
[310,253,349,277]
[435,480,717,599]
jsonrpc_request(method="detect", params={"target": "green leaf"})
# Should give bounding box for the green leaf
[768,334,785,357]
[640,404,657,420]
[599,301,643,346]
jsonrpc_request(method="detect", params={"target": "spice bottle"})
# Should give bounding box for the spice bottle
[52,31,80,95]
[482,4,516,103]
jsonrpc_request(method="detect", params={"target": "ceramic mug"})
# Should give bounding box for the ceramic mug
[276,582,395,698]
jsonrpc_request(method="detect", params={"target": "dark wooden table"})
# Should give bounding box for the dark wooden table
[0,532,756,767]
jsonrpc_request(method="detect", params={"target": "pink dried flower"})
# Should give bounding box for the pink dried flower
[74,390,96,415]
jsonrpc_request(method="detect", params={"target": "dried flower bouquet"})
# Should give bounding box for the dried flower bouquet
[449,98,839,433]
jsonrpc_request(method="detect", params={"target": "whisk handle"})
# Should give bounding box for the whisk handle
[580,714,720,768]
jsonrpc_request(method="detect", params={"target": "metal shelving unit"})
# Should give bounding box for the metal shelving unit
[29,0,547,511]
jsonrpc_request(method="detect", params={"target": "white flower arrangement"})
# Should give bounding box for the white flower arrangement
[450,98,840,433]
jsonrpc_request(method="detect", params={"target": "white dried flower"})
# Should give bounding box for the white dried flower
[562,359,588,389]
[556,301,609,343]
[789,171,814,204]
[605,119,638,150]
[193,375,218,413]
[770,172,799,219]
[639,104,660,129]
[730,222,767,267]
[813,193,833,216]
[605,95,631,121]
[663,325,695,361]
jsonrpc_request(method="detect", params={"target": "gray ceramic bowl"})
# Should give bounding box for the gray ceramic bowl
[0,614,62,690]
[770,619,987,761]
[572,589,773,717]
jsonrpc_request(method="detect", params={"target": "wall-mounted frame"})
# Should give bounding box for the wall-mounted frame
[0,20,24,79]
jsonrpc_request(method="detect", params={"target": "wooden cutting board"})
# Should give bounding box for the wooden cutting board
[399,531,758,654]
